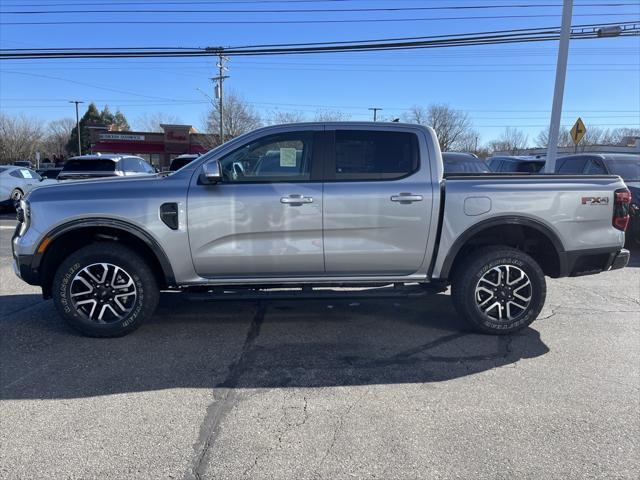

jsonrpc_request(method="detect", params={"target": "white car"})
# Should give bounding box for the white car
[0,166,55,208]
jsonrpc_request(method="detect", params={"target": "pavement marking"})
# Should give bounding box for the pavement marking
[0,226,16,230]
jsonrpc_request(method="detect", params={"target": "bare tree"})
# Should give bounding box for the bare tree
[0,112,44,164]
[268,110,307,125]
[535,127,572,148]
[489,127,529,155]
[402,103,473,151]
[313,110,351,122]
[205,92,262,147]
[135,112,182,132]
[41,118,75,158]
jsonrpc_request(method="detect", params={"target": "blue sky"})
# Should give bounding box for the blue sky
[0,0,639,146]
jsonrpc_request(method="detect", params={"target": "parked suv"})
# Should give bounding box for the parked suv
[556,153,639,246]
[12,123,630,337]
[58,154,156,180]
[487,156,546,174]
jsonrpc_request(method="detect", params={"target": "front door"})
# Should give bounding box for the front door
[322,128,433,275]
[188,130,324,278]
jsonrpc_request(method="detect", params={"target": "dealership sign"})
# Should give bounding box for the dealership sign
[100,133,146,141]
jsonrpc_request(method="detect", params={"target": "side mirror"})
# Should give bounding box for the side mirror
[201,160,222,184]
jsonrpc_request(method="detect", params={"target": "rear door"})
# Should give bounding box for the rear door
[322,128,433,275]
[188,129,325,277]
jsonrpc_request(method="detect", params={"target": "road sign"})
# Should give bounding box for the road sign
[570,118,587,145]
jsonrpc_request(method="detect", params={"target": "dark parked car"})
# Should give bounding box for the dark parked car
[442,152,490,174]
[556,153,640,247]
[487,156,546,174]
[37,167,63,179]
[170,154,200,172]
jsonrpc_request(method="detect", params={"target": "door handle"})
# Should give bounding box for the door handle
[281,194,313,205]
[391,193,423,203]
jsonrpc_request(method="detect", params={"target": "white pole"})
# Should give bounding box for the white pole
[545,0,573,173]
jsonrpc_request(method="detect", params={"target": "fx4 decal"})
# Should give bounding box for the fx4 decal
[581,196,609,205]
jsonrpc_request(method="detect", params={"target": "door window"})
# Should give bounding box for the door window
[332,130,419,180]
[584,159,607,174]
[218,132,313,182]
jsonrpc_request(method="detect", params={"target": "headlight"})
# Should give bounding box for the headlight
[17,199,30,236]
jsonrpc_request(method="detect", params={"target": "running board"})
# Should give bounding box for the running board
[182,283,445,302]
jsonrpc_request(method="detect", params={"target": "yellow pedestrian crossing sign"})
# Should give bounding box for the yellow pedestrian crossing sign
[570,118,586,145]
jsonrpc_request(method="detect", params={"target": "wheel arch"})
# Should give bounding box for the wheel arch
[35,218,176,298]
[440,216,566,281]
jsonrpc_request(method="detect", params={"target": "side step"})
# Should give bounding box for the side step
[183,283,446,302]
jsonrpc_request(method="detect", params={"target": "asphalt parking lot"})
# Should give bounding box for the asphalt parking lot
[1,212,638,480]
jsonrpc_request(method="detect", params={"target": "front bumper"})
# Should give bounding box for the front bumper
[12,223,40,286]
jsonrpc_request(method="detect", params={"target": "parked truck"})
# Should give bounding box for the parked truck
[12,123,631,337]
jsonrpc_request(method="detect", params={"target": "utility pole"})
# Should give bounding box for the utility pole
[211,53,229,145]
[544,0,573,173]
[69,100,84,155]
[368,107,382,122]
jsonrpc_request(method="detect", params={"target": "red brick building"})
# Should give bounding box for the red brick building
[89,124,216,169]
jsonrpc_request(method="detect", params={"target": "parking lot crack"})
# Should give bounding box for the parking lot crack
[185,301,266,480]
[314,391,365,480]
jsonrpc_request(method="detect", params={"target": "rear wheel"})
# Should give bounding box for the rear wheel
[52,242,159,337]
[451,247,546,334]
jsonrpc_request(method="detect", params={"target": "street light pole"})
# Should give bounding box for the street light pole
[544,0,573,173]
[69,100,84,155]
[368,107,382,122]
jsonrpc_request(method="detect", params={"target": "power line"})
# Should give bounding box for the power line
[3,3,639,14]
[2,0,639,7]
[2,13,638,25]
[2,21,638,59]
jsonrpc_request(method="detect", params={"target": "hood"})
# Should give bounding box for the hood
[26,174,164,202]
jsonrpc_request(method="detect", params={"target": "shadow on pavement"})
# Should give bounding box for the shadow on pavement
[0,292,549,399]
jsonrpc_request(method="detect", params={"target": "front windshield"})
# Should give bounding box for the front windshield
[608,158,640,181]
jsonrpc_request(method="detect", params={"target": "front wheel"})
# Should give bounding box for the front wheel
[52,242,159,337]
[10,188,23,203]
[451,247,546,334]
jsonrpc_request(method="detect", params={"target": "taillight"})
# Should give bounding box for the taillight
[613,188,631,231]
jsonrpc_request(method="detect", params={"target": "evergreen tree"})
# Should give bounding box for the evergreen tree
[66,103,101,156]
[65,104,131,156]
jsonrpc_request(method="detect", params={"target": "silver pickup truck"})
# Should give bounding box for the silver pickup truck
[12,123,631,337]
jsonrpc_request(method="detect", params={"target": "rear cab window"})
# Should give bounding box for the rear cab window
[63,159,116,172]
[328,130,419,181]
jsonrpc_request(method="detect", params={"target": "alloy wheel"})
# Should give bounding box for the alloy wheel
[474,265,532,322]
[70,263,137,323]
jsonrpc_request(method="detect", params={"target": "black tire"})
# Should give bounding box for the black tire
[10,188,23,206]
[52,242,159,337]
[451,246,546,335]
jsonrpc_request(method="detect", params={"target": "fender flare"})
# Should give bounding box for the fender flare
[438,215,566,279]
[35,217,176,286]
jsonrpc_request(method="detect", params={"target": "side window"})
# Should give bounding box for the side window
[218,132,313,183]
[139,159,155,173]
[24,168,41,180]
[500,160,516,172]
[487,159,501,171]
[557,157,587,174]
[121,158,138,173]
[333,130,419,181]
[9,170,22,178]
[584,159,606,175]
